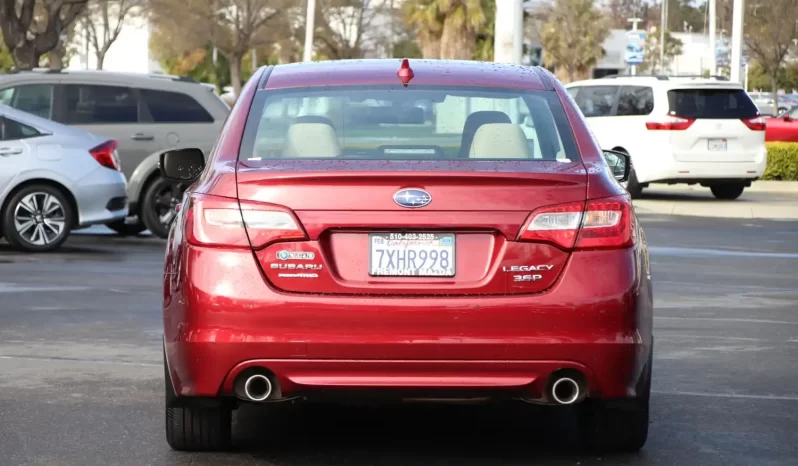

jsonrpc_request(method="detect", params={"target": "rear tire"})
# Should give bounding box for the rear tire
[626,168,644,199]
[141,177,181,239]
[106,219,146,236]
[164,351,233,451]
[710,183,745,200]
[578,353,651,453]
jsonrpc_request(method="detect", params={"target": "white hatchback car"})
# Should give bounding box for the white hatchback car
[0,105,128,252]
[565,76,767,199]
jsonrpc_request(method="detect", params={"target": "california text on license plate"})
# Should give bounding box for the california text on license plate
[368,232,455,277]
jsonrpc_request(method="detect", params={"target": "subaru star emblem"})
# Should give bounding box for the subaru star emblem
[393,188,432,208]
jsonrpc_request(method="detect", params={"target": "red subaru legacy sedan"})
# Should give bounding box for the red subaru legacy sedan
[160,59,654,454]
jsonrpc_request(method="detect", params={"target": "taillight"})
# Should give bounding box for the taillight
[742,116,766,131]
[645,115,695,131]
[89,140,121,171]
[519,202,583,249]
[519,195,634,250]
[185,194,307,249]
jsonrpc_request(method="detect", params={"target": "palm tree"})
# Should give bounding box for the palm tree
[403,0,486,60]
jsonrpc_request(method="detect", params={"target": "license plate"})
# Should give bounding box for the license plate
[369,233,455,277]
[708,138,727,151]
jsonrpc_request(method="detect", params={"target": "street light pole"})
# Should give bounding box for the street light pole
[709,0,716,75]
[730,0,745,83]
[302,0,316,62]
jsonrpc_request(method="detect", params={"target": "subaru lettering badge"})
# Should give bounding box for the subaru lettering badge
[393,188,432,208]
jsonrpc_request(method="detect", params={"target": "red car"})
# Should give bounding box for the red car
[160,59,654,454]
[765,106,798,142]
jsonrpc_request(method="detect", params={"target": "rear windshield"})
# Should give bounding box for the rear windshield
[667,88,759,119]
[239,86,579,162]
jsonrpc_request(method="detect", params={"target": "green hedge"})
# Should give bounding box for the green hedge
[764,142,798,181]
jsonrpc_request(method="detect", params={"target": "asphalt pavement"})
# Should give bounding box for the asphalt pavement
[1,210,797,466]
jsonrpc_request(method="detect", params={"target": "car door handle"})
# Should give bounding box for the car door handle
[0,147,23,156]
[131,133,154,141]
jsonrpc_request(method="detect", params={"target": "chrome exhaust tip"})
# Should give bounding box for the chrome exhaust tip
[551,377,580,405]
[243,374,273,402]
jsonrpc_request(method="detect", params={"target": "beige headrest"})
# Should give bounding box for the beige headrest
[468,123,530,159]
[283,123,341,158]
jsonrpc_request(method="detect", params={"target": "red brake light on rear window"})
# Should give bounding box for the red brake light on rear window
[645,115,695,131]
[89,140,120,170]
[519,195,634,250]
[186,194,307,249]
[742,116,766,131]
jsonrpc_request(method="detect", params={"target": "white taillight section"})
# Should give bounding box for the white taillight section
[204,209,245,227]
[527,211,583,231]
[519,195,634,250]
[241,211,300,230]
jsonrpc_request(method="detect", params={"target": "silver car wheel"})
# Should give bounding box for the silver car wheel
[13,192,67,246]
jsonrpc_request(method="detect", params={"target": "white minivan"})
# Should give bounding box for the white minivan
[565,76,767,199]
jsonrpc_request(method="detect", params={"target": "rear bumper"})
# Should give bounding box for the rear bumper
[74,168,128,227]
[636,147,767,184]
[164,245,654,401]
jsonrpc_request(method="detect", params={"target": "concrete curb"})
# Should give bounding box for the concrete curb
[633,201,798,220]
[645,181,798,193]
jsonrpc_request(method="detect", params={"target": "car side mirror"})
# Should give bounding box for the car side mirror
[784,114,793,122]
[602,150,631,183]
[159,148,205,182]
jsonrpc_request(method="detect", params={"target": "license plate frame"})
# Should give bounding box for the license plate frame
[708,138,728,152]
[368,232,456,277]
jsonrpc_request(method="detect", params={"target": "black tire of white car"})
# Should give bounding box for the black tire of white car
[141,177,181,239]
[710,183,746,200]
[1,184,74,253]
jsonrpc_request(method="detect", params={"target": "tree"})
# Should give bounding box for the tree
[537,0,609,82]
[83,0,143,70]
[403,0,443,58]
[0,31,15,72]
[745,0,798,115]
[0,0,88,70]
[639,26,683,74]
[150,0,287,96]
[315,0,386,59]
[606,0,650,29]
[403,0,486,60]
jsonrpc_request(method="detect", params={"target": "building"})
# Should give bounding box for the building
[68,7,162,74]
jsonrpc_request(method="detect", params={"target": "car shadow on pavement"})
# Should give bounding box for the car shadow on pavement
[230,402,643,464]
[638,191,755,202]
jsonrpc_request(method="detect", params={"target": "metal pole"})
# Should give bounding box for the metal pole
[730,0,744,83]
[628,18,642,76]
[302,0,316,62]
[709,0,716,75]
[252,48,257,70]
[494,0,514,63]
[660,0,667,74]
[512,0,523,64]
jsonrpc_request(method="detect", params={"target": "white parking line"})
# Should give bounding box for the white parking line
[656,316,798,325]
[0,283,92,293]
[0,355,160,367]
[653,390,798,401]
